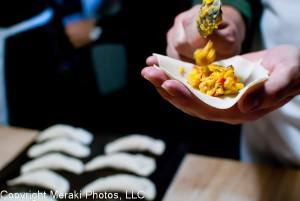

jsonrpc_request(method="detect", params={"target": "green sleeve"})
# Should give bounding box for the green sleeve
[192,0,252,28]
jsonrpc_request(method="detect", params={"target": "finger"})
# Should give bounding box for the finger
[241,50,266,62]
[166,45,195,63]
[238,83,265,113]
[146,56,158,66]
[167,15,200,60]
[141,67,169,87]
[238,81,291,113]
[156,81,197,117]
[161,80,193,97]
[166,43,181,60]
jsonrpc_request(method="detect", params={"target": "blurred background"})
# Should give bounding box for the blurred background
[1,0,242,162]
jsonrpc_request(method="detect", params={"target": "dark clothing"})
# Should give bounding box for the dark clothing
[3,0,191,132]
[3,0,96,130]
[0,0,50,27]
[87,0,197,136]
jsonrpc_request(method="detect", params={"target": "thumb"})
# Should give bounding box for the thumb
[238,83,265,113]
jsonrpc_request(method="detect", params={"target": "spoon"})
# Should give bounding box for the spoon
[196,0,222,37]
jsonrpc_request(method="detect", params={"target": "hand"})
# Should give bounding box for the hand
[65,19,96,49]
[141,46,300,124]
[141,56,267,124]
[239,45,300,113]
[166,4,246,63]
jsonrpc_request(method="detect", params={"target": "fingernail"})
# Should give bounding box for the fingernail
[143,75,159,87]
[162,83,176,96]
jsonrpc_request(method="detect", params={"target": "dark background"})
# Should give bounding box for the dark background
[4,0,258,170]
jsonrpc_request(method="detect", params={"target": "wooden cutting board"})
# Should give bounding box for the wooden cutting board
[0,126,38,171]
[163,154,300,201]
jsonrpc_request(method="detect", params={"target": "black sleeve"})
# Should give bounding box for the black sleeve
[92,0,128,44]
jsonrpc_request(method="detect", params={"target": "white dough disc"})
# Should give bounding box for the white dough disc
[154,53,269,109]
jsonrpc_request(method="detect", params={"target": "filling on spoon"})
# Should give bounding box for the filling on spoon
[197,0,222,37]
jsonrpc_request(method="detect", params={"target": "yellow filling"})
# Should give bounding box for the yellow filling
[183,1,243,97]
[193,40,216,66]
[179,66,185,74]
[187,63,244,97]
[187,40,244,97]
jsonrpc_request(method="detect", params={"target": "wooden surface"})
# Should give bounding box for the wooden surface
[0,126,38,171]
[1,127,300,201]
[163,154,300,201]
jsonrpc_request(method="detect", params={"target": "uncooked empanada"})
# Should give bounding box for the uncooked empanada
[27,138,90,158]
[36,124,93,145]
[7,169,70,194]
[85,152,156,176]
[104,134,165,155]
[81,174,156,200]
[21,153,84,174]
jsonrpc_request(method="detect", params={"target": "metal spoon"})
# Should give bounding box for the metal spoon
[197,0,222,37]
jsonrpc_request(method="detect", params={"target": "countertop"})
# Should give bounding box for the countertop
[0,126,38,171]
[163,154,300,201]
[1,126,300,201]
